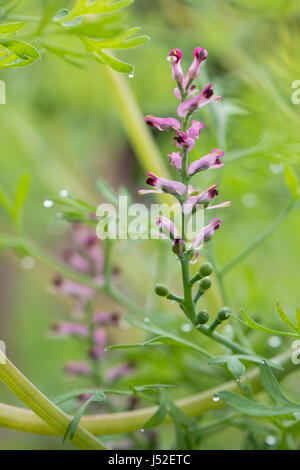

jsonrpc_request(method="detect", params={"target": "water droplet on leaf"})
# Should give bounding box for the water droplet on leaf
[43,199,54,208]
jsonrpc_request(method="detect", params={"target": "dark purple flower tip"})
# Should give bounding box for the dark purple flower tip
[53,275,63,287]
[169,48,182,62]
[208,187,219,198]
[194,47,208,61]
[203,83,214,99]
[146,172,158,187]
[211,217,221,230]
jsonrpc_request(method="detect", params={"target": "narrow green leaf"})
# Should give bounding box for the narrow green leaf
[64,391,105,440]
[0,184,13,213]
[226,357,246,377]
[240,309,298,337]
[217,391,300,417]
[0,21,26,35]
[0,40,40,59]
[260,361,296,406]
[208,354,283,371]
[143,390,168,429]
[284,165,299,200]
[96,178,119,205]
[125,317,213,358]
[14,172,30,218]
[93,49,133,74]
[276,302,297,332]
[296,307,300,334]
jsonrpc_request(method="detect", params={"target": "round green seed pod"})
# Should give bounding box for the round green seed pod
[199,277,211,290]
[199,262,213,277]
[217,307,230,321]
[195,310,209,325]
[154,284,169,297]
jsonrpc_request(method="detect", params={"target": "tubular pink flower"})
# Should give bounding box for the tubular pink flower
[182,184,219,214]
[174,131,195,151]
[53,276,94,298]
[188,148,224,176]
[64,362,91,376]
[187,47,208,81]
[192,217,221,249]
[156,215,180,240]
[172,237,185,256]
[167,152,182,170]
[94,311,120,326]
[144,172,186,196]
[177,83,222,118]
[188,120,205,139]
[51,322,88,338]
[106,362,135,382]
[62,249,89,273]
[143,115,181,131]
[167,48,184,84]
[90,328,107,358]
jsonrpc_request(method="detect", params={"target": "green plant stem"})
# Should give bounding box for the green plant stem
[197,325,251,355]
[0,350,294,437]
[0,354,108,449]
[220,200,295,276]
[102,66,171,181]
[181,255,196,322]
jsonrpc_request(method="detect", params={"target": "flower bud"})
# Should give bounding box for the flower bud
[199,276,211,290]
[154,284,169,297]
[199,262,213,277]
[195,310,209,325]
[217,307,230,322]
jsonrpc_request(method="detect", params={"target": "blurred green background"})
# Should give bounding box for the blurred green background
[0,0,300,449]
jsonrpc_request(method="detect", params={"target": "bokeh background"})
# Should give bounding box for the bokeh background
[0,0,300,449]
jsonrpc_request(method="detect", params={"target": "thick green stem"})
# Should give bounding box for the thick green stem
[0,350,294,437]
[0,353,108,450]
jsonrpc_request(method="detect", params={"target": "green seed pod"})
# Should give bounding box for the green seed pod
[154,284,169,297]
[217,306,230,321]
[199,276,211,290]
[199,262,213,278]
[195,310,209,325]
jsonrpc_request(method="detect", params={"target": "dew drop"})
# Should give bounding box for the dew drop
[181,323,192,333]
[265,435,276,446]
[144,317,150,323]
[59,189,69,198]
[270,162,283,174]
[212,395,220,402]
[104,348,108,353]
[21,256,35,270]
[268,335,281,348]
[128,71,134,79]
[43,199,54,208]
[140,428,145,433]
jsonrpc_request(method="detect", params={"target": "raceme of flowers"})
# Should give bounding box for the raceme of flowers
[140,47,231,255]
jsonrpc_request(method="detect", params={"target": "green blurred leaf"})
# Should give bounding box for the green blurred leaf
[276,302,297,332]
[0,184,13,213]
[208,354,283,371]
[96,178,119,205]
[0,40,40,59]
[14,172,30,216]
[0,21,26,35]
[284,165,299,200]
[296,307,300,334]
[226,357,246,377]
[92,48,133,74]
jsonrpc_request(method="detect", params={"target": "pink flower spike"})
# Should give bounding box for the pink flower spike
[106,362,135,382]
[174,131,195,151]
[156,215,180,240]
[192,217,221,249]
[187,47,208,81]
[167,49,184,85]
[146,172,186,196]
[143,115,181,131]
[188,148,224,176]
[188,120,205,139]
[177,84,222,118]
[168,152,182,170]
